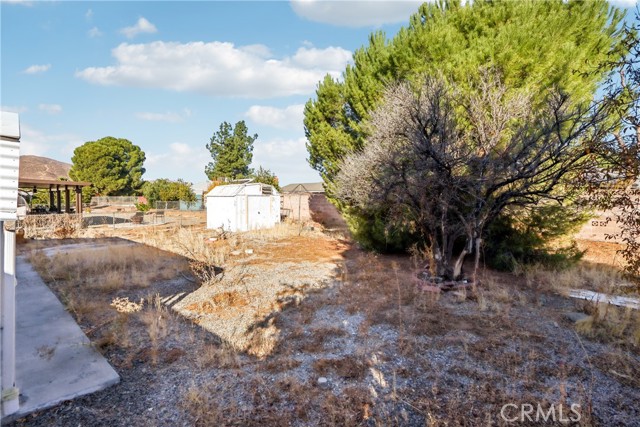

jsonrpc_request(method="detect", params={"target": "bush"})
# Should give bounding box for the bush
[344,207,417,253]
[484,204,589,271]
[135,202,151,212]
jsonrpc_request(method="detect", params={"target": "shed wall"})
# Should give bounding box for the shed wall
[207,194,281,232]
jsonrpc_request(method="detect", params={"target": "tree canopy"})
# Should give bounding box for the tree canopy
[305,0,625,252]
[251,166,280,191]
[337,73,605,279]
[306,0,624,186]
[70,136,146,198]
[205,121,256,180]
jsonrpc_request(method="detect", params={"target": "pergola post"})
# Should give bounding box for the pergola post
[75,186,82,214]
[64,186,70,213]
[56,186,61,213]
[49,185,55,211]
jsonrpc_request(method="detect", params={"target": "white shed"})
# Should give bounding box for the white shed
[206,182,280,232]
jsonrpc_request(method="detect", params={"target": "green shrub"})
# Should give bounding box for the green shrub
[484,204,589,271]
[135,202,151,212]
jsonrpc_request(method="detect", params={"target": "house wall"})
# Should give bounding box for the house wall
[575,209,624,243]
[575,190,639,243]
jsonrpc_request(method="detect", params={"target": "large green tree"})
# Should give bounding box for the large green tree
[70,136,146,199]
[205,120,256,180]
[307,0,624,184]
[305,0,625,250]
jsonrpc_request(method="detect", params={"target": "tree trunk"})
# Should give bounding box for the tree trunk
[472,237,482,287]
[452,249,468,280]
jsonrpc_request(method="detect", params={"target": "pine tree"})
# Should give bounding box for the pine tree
[70,136,146,199]
[304,0,626,251]
[205,121,256,180]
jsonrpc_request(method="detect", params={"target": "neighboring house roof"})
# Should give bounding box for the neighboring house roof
[281,182,324,193]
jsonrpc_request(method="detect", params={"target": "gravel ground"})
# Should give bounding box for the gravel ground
[6,230,640,426]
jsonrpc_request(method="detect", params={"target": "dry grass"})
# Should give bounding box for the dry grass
[27,240,191,363]
[30,244,186,291]
[592,350,640,388]
[182,373,373,427]
[519,263,640,350]
[19,221,640,426]
[523,263,636,296]
[313,355,368,380]
[19,214,83,239]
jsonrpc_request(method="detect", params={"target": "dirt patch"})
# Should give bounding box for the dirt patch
[248,234,348,264]
[577,238,627,269]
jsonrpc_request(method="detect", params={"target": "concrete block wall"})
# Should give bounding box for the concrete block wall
[309,194,347,229]
[282,193,347,229]
[282,193,311,221]
[575,210,624,243]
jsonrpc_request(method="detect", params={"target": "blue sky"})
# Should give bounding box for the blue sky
[1,1,638,188]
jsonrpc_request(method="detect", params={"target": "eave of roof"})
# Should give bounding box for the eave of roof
[19,178,91,188]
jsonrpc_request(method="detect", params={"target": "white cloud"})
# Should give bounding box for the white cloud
[251,136,320,185]
[88,27,103,38]
[19,124,83,159]
[1,105,28,114]
[135,108,190,123]
[76,41,351,98]
[169,142,192,155]
[120,17,158,39]
[245,104,305,130]
[292,46,352,70]
[290,0,422,27]
[85,8,93,20]
[23,64,51,74]
[0,0,33,6]
[38,104,62,115]
[145,143,209,181]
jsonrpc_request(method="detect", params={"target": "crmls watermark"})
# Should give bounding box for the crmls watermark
[500,403,581,423]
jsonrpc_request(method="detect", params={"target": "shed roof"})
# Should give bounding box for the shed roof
[1,111,20,140]
[281,182,324,193]
[206,182,278,197]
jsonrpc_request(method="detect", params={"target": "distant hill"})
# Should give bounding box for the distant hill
[19,155,72,181]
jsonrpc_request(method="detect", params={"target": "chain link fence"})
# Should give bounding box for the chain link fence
[91,196,138,207]
[154,201,180,210]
